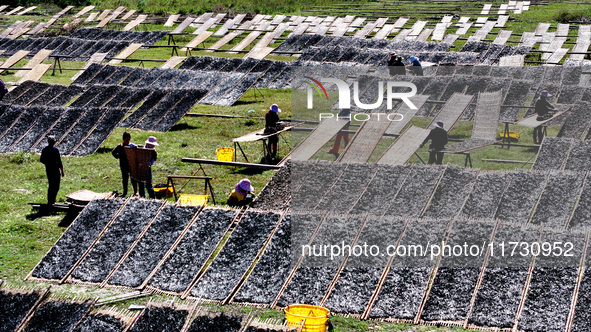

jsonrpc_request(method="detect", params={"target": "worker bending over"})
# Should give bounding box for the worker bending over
[227,179,255,207]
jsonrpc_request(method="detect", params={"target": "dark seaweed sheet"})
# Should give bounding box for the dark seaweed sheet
[73,313,125,332]
[23,301,91,332]
[129,307,188,332]
[12,81,50,106]
[186,313,242,332]
[28,84,68,106]
[315,163,378,213]
[422,166,478,218]
[58,107,105,155]
[86,65,119,86]
[49,85,84,106]
[233,214,292,304]
[103,66,136,85]
[10,107,64,152]
[119,90,168,127]
[190,211,281,300]
[529,171,583,228]
[250,162,291,210]
[151,89,206,132]
[70,199,162,283]
[108,205,199,288]
[532,137,574,170]
[0,290,41,332]
[72,108,127,156]
[133,90,188,131]
[494,171,547,224]
[0,106,44,153]
[292,162,346,211]
[568,172,591,230]
[350,165,411,215]
[31,199,124,280]
[148,208,237,293]
[459,172,512,219]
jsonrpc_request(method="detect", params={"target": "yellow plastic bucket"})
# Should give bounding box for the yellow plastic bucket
[285,304,330,332]
[178,194,208,206]
[216,147,234,162]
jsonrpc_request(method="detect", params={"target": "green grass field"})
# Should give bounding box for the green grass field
[0,2,578,330]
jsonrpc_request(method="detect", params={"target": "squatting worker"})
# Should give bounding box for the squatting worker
[388,52,405,76]
[139,136,158,199]
[0,78,7,101]
[421,121,448,165]
[409,56,423,76]
[112,132,137,197]
[264,104,283,159]
[327,109,351,158]
[227,178,255,207]
[40,136,64,206]
[533,90,556,145]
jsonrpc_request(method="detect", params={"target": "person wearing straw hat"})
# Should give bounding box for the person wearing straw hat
[533,90,556,144]
[227,178,255,207]
[264,104,283,159]
[139,136,158,199]
[388,52,405,76]
[421,121,448,165]
[409,56,423,76]
[40,136,64,207]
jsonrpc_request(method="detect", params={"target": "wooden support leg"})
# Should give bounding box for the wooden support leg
[236,142,249,162]
[414,152,426,164]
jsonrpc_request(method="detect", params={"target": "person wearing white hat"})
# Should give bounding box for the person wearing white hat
[227,178,255,207]
[533,90,556,144]
[139,136,158,199]
[420,121,448,165]
[264,104,283,159]
[409,56,423,76]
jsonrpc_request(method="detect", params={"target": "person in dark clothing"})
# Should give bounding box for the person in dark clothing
[139,136,158,199]
[0,78,8,101]
[409,56,423,76]
[388,53,406,76]
[327,109,351,158]
[533,90,556,144]
[40,136,64,206]
[112,132,137,197]
[264,104,282,158]
[421,121,448,165]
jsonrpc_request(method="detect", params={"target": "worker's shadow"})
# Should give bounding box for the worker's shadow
[230,168,267,176]
[26,206,73,227]
[169,123,198,131]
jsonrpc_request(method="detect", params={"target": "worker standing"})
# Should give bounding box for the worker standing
[327,109,351,158]
[409,56,423,76]
[139,136,158,199]
[388,53,406,76]
[264,104,283,160]
[40,136,64,206]
[227,178,255,207]
[533,90,556,144]
[112,132,137,197]
[421,121,448,165]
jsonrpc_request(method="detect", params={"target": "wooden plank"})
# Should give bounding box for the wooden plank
[496,15,509,28]
[475,16,488,28]
[557,23,570,36]
[394,29,412,40]
[14,49,53,78]
[244,31,278,58]
[498,3,508,14]
[249,46,274,60]
[468,20,496,42]
[180,31,213,52]
[545,47,569,65]
[376,126,430,165]
[0,5,8,14]
[407,20,427,38]
[17,63,52,84]
[161,56,186,69]
[535,23,550,36]
[441,16,453,24]
[229,30,262,53]
[0,50,30,75]
[354,21,378,39]
[85,12,98,22]
[519,31,538,48]
[16,6,37,16]
[432,23,447,41]
[373,24,395,39]
[96,9,111,21]
[456,22,473,36]
[392,17,408,29]
[338,114,394,163]
[123,14,147,31]
[193,17,218,35]
[164,14,180,27]
[375,17,388,28]
[194,12,213,24]
[571,41,591,61]
[333,21,352,37]
[233,126,293,143]
[108,43,143,65]
[493,30,513,45]
[4,6,24,16]
[542,36,566,60]
[350,17,366,28]
[292,118,349,161]
[499,54,525,66]
[214,14,241,36]
[386,95,429,135]
[120,9,137,20]
[416,28,433,42]
[458,17,470,24]
[207,31,240,52]
[71,52,108,81]
[480,3,492,15]
[170,16,195,34]
[272,14,286,25]
[73,6,95,18]
[432,93,473,130]
[288,23,309,37]
[442,34,459,44]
